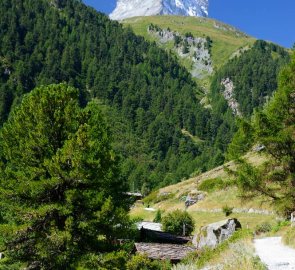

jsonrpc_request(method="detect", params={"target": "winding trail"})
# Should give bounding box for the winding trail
[254,237,295,270]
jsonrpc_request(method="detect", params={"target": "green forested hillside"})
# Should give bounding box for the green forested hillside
[211,40,290,117]
[230,54,295,216]
[0,0,290,192]
[0,0,294,268]
[122,16,290,165]
[0,0,231,190]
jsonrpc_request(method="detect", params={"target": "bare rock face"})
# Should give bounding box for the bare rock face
[110,0,209,21]
[221,78,242,116]
[148,25,213,79]
[193,218,242,249]
[185,190,206,207]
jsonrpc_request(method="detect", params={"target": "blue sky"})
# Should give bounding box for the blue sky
[84,0,295,48]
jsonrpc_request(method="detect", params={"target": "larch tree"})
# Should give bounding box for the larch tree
[234,54,295,216]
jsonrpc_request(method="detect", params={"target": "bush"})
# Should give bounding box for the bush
[282,227,295,248]
[271,220,290,233]
[76,251,128,270]
[222,205,234,217]
[142,191,158,205]
[143,191,174,205]
[198,178,225,193]
[255,222,272,234]
[162,210,195,236]
[126,254,170,270]
[153,209,162,223]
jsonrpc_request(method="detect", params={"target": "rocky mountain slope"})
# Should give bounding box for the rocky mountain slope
[122,16,254,89]
[110,0,208,20]
[123,16,290,113]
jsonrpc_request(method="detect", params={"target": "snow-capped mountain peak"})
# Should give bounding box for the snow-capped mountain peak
[110,0,209,21]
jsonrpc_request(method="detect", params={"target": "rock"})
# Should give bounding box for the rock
[193,218,241,249]
[221,78,241,116]
[148,25,213,80]
[253,144,265,152]
[185,191,206,207]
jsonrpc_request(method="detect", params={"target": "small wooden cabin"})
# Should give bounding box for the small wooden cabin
[135,243,196,263]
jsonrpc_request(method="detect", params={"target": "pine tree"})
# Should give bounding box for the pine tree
[0,84,130,269]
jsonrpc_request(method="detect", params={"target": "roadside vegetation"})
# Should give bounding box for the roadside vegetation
[282,227,295,248]
[173,230,266,270]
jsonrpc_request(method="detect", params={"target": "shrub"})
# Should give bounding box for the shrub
[143,191,174,205]
[126,254,170,270]
[142,191,158,205]
[155,193,174,203]
[255,222,272,234]
[185,32,194,38]
[153,209,162,223]
[222,205,234,217]
[198,178,225,193]
[271,220,290,233]
[162,210,195,236]
[254,220,290,235]
[282,227,295,248]
[76,251,128,270]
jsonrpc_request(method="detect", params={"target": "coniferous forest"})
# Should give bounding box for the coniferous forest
[0,0,213,191]
[0,0,289,192]
[0,0,294,268]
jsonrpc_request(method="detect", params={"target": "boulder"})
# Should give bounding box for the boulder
[185,190,206,207]
[193,218,241,249]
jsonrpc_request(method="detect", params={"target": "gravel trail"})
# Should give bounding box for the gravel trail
[254,237,295,270]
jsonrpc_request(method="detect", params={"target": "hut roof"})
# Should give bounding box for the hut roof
[135,243,196,262]
[140,228,191,244]
[137,221,162,231]
[125,192,143,197]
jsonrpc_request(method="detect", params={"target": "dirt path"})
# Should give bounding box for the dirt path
[254,237,295,269]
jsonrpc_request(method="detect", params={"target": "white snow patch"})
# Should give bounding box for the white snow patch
[110,0,209,20]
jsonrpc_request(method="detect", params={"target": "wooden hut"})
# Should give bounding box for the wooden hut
[139,228,191,244]
[135,243,196,263]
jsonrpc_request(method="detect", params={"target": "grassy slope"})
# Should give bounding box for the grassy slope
[173,230,266,270]
[122,16,255,72]
[130,152,277,232]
